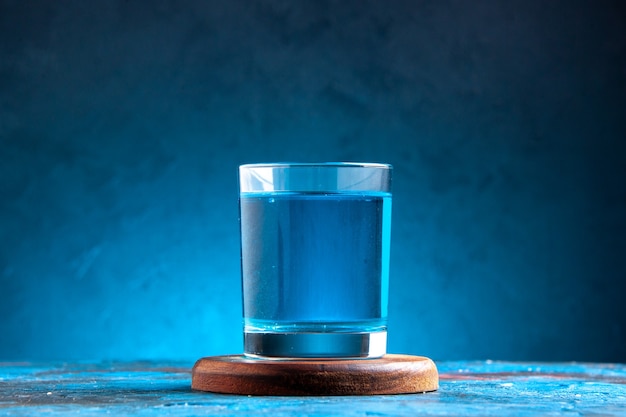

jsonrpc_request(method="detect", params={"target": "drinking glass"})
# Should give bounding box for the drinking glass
[239,162,392,358]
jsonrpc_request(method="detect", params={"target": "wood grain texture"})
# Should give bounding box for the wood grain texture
[2,361,626,415]
[191,354,439,396]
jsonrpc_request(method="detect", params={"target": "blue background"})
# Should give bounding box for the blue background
[1,0,625,362]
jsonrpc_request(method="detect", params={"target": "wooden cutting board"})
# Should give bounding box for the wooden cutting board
[191,354,438,396]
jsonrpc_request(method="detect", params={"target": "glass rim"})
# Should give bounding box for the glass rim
[239,162,392,170]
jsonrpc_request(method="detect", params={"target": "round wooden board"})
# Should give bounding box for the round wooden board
[191,354,438,396]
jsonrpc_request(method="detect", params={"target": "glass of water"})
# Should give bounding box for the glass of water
[239,162,392,359]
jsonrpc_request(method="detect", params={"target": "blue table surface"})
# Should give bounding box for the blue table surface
[1,359,625,416]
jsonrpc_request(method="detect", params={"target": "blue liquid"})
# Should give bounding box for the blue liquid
[239,192,391,339]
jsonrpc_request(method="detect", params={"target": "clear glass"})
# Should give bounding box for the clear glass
[238,162,392,359]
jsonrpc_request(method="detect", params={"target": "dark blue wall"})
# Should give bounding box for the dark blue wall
[1,0,625,362]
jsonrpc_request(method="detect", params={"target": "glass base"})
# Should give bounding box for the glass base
[244,331,387,359]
